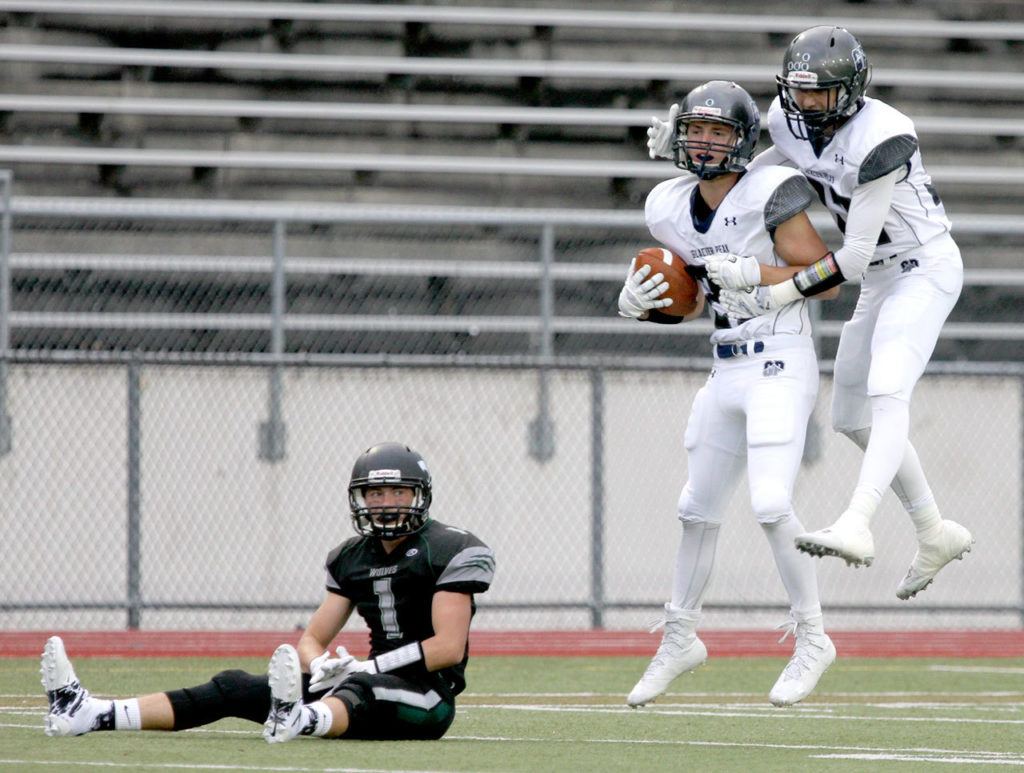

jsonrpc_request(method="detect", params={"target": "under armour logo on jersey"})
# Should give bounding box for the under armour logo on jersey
[723,216,737,226]
[834,153,845,165]
[901,258,920,273]
[763,360,785,377]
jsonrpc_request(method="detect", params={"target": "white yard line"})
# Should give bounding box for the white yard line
[463,702,1024,725]
[928,665,1024,675]
[0,761,442,773]
[447,735,1024,764]
[812,753,1024,766]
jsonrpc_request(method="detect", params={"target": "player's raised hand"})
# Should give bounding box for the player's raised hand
[647,103,679,160]
[719,286,775,319]
[705,252,762,290]
[308,646,358,693]
[618,260,673,318]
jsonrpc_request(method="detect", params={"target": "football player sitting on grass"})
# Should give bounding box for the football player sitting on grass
[41,442,496,743]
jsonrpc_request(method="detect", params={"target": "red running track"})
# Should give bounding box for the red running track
[3,629,1024,658]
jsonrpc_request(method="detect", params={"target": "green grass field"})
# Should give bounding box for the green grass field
[3,654,1023,772]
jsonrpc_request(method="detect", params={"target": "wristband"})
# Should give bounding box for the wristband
[768,279,803,308]
[373,642,424,673]
[791,252,845,297]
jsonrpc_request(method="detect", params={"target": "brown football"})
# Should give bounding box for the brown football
[632,247,701,317]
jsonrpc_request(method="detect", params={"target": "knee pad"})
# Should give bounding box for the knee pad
[329,672,376,733]
[866,343,924,402]
[749,481,793,524]
[831,382,871,434]
[167,669,270,730]
[677,483,722,526]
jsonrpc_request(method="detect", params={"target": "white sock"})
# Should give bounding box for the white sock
[851,395,911,519]
[302,701,333,737]
[845,428,941,537]
[842,487,882,528]
[671,521,720,610]
[111,698,142,730]
[761,515,821,619]
[907,500,943,541]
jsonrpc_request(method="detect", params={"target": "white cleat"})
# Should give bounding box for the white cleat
[263,644,305,744]
[627,604,707,707]
[795,516,875,567]
[769,618,836,707]
[40,636,98,737]
[896,520,975,600]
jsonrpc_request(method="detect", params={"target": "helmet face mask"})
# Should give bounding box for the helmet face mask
[348,443,432,539]
[672,80,761,180]
[776,25,871,141]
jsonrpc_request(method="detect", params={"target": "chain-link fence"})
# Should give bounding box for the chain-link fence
[4,197,1024,362]
[1,194,1022,632]
[1,355,1020,632]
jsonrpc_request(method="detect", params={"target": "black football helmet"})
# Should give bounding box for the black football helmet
[348,442,432,539]
[776,25,871,141]
[672,80,761,180]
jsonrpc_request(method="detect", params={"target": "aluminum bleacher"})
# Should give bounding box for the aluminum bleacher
[0,94,1022,139]
[1,1,1023,41]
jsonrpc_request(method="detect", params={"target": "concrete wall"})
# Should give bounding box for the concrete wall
[1,363,1019,630]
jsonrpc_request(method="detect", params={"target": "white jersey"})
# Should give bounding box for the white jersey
[645,165,813,345]
[767,96,951,262]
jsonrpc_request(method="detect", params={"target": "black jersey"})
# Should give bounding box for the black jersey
[324,518,495,696]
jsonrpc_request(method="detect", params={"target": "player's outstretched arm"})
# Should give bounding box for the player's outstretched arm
[753,169,900,310]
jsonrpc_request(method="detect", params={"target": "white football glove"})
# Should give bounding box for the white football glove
[308,646,377,693]
[704,252,762,290]
[647,103,679,160]
[719,286,776,319]
[618,261,673,319]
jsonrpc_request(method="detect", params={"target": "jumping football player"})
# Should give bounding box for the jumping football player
[40,442,496,742]
[651,26,973,599]
[621,80,838,708]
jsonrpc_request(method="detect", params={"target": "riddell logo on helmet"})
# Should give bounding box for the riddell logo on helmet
[368,468,402,481]
[693,105,723,116]
[786,70,818,85]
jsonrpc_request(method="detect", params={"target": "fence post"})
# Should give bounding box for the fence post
[259,219,287,462]
[528,223,555,461]
[0,169,12,457]
[126,358,142,629]
[590,367,605,628]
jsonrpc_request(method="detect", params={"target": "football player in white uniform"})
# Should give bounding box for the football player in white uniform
[621,80,838,708]
[653,27,973,599]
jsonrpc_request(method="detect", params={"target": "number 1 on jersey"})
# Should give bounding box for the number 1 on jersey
[373,578,402,639]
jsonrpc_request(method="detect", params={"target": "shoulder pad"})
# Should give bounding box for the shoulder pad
[325,536,361,568]
[859,134,918,184]
[437,544,496,592]
[764,175,815,230]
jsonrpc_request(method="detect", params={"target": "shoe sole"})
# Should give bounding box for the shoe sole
[41,636,75,694]
[268,644,302,704]
[896,539,974,600]
[795,538,874,568]
[264,644,303,744]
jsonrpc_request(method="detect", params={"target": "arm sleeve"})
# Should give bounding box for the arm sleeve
[831,168,900,278]
[764,175,815,232]
[745,144,794,171]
